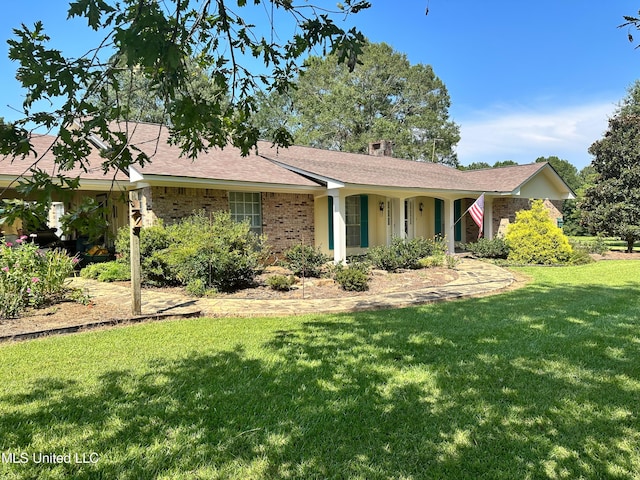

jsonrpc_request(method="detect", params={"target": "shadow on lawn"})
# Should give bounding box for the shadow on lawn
[1,281,640,479]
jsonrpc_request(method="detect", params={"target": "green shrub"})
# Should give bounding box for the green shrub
[281,244,329,277]
[368,243,403,271]
[0,237,77,318]
[185,278,207,297]
[445,254,460,269]
[463,237,509,259]
[368,236,447,271]
[417,255,445,268]
[579,235,609,255]
[80,261,130,282]
[116,212,268,292]
[266,274,296,291]
[334,264,370,292]
[167,211,268,292]
[568,241,595,265]
[116,223,170,262]
[505,200,573,265]
[116,224,176,286]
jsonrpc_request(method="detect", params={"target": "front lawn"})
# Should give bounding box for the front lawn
[570,235,640,253]
[1,261,639,479]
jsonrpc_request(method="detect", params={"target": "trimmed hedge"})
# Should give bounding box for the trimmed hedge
[463,237,509,259]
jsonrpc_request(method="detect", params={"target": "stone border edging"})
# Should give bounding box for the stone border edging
[0,259,515,343]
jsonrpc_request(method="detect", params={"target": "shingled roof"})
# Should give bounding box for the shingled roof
[0,134,129,184]
[1,122,572,198]
[257,142,564,196]
[120,123,320,188]
[460,162,550,193]
[258,142,477,191]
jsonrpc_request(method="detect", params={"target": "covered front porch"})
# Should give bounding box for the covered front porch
[314,188,481,263]
[0,187,129,251]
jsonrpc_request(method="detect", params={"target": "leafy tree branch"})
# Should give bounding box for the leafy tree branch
[1,0,370,177]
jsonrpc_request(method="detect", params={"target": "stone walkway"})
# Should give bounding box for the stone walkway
[0,259,517,342]
[73,258,516,318]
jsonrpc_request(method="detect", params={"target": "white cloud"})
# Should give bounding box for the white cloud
[455,102,617,169]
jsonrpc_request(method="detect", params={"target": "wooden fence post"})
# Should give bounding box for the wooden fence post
[129,189,142,316]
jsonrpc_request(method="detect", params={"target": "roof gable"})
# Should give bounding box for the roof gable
[461,162,574,199]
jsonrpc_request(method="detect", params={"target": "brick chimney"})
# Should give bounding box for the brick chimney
[368,140,393,157]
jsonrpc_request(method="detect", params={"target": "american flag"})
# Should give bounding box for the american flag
[469,194,485,236]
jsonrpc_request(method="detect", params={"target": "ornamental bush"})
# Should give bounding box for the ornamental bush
[115,223,176,286]
[80,261,130,282]
[463,237,509,259]
[166,211,268,292]
[505,200,573,265]
[115,211,268,292]
[368,236,447,272]
[281,243,330,277]
[333,263,370,292]
[0,237,77,318]
[266,274,296,291]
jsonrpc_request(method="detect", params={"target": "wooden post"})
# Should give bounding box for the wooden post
[129,190,142,316]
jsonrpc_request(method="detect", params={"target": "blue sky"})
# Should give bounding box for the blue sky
[1,1,638,170]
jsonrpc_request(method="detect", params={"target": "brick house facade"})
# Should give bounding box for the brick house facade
[262,193,315,253]
[2,123,575,262]
[493,198,564,237]
[138,186,315,254]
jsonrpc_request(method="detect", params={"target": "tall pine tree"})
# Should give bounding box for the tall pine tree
[254,42,460,166]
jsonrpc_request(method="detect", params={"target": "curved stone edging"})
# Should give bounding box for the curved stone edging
[0,259,516,343]
[194,258,515,317]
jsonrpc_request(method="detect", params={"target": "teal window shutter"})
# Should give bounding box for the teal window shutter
[328,196,334,250]
[454,199,462,241]
[360,195,369,248]
[435,199,443,235]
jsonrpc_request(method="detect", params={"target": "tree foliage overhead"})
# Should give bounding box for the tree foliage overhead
[459,160,518,171]
[255,41,460,166]
[580,81,640,252]
[0,0,370,176]
[90,56,225,125]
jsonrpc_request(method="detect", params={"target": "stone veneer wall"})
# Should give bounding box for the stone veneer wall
[493,197,564,237]
[141,187,315,254]
[261,192,315,254]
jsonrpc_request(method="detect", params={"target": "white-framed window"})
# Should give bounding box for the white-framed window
[345,195,361,248]
[229,192,262,234]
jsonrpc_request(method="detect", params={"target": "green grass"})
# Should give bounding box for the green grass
[1,261,640,479]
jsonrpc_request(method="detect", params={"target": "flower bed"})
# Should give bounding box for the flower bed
[0,236,78,318]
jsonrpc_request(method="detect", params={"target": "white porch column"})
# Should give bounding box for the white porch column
[484,195,494,239]
[329,189,347,264]
[443,198,455,253]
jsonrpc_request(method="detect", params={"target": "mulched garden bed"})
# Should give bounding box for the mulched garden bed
[0,266,458,339]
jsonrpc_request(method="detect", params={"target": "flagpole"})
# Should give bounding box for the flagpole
[453,193,485,226]
[468,193,485,239]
